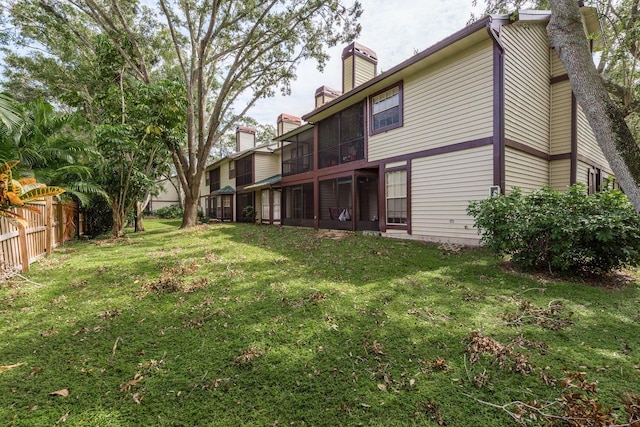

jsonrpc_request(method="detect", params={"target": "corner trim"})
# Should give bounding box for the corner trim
[570,93,578,185]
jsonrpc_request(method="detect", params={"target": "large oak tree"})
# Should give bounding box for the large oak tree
[9,0,362,228]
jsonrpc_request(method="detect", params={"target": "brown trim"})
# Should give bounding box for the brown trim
[550,153,572,161]
[407,161,412,235]
[492,35,505,193]
[505,139,550,161]
[570,93,578,185]
[303,15,494,121]
[550,74,569,84]
[369,81,404,136]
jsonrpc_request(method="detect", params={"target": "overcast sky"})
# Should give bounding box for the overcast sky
[248,0,486,128]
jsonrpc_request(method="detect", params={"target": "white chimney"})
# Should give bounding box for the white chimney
[277,114,302,136]
[314,86,342,108]
[235,126,256,152]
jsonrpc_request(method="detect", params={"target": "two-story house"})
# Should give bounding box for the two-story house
[204,115,301,223]
[276,6,611,244]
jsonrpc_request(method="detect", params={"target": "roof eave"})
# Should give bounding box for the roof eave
[302,15,493,122]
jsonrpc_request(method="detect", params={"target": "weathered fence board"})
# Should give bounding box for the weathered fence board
[0,198,81,274]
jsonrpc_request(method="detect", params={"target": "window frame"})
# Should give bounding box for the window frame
[370,82,403,135]
[385,168,407,227]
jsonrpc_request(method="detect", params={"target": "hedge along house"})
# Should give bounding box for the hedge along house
[204,116,301,223]
[275,6,610,245]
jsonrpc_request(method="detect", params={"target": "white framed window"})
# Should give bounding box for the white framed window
[261,189,270,220]
[371,84,402,134]
[385,169,407,225]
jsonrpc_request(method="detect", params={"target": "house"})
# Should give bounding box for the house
[275,6,611,245]
[146,175,182,214]
[204,116,301,223]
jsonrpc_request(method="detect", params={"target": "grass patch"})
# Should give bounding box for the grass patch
[1,219,639,426]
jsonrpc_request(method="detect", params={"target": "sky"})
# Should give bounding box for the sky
[248,0,486,128]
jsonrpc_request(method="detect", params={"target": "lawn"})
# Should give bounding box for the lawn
[1,219,639,426]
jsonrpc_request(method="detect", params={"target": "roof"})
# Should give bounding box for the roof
[243,174,282,190]
[302,15,494,123]
[212,185,235,195]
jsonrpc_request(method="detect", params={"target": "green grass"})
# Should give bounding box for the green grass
[1,219,639,426]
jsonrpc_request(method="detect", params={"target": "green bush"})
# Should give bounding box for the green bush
[155,204,184,219]
[467,184,640,275]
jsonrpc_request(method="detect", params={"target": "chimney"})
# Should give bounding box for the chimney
[315,86,342,108]
[236,126,256,152]
[342,42,377,93]
[277,114,302,137]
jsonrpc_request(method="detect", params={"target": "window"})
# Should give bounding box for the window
[229,161,235,179]
[371,84,402,134]
[588,167,602,195]
[261,189,270,220]
[318,101,364,168]
[236,156,253,186]
[386,170,407,224]
[209,168,220,192]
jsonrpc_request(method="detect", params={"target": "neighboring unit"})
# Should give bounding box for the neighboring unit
[276,7,611,245]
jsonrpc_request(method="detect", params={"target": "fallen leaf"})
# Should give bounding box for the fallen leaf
[120,373,143,392]
[377,384,387,391]
[55,410,70,424]
[49,389,70,397]
[360,403,371,408]
[132,393,143,404]
[410,378,416,387]
[0,363,25,373]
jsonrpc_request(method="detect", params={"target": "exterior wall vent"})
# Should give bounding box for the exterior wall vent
[236,126,256,152]
[314,86,342,108]
[277,114,302,136]
[342,42,378,93]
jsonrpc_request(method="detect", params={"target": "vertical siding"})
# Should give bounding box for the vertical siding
[576,105,609,168]
[369,40,494,162]
[343,56,354,92]
[503,23,550,154]
[411,145,493,242]
[504,147,549,193]
[254,153,280,182]
[550,159,571,191]
[550,81,572,155]
[550,48,566,78]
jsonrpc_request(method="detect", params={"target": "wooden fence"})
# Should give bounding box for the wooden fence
[0,198,84,274]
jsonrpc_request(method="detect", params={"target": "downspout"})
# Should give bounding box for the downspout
[487,20,506,194]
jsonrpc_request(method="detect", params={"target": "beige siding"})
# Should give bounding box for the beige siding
[504,147,549,193]
[149,177,181,212]
[550,159,571,191]
[219,161,233,189]
[550,80,572,155]
[576,105,609,168]
[550,48,566,78]
[354,56,375,88]
[411,145,493,243]
[576,160,591,187]
[503,23,550,154]
[254,153,280,182]
[343,56,354,92]
[369,40,493,162]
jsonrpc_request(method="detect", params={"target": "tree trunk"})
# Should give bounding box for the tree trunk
[548,0,640,211]
[135,201,145,232]
[111,200,125,237]
[181,191,200,228]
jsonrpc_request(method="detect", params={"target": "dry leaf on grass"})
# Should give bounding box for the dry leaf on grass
[0,362,25,373]
[49,389,70,397]
[120,373,143,392]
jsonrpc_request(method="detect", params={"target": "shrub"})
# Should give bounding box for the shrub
[467,184,640,275]
[155,204,184,219]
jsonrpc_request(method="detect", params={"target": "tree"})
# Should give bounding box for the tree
[13,0,362,228]
[548,0,640,210]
